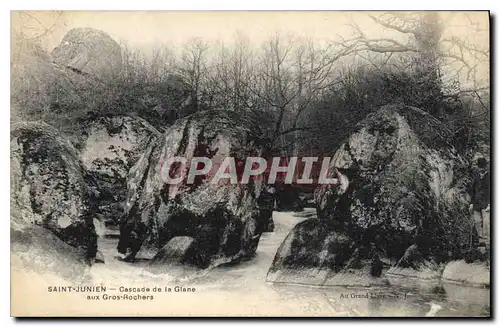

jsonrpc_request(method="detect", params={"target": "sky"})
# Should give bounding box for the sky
[11,11,490,88]
[11,11,488,49]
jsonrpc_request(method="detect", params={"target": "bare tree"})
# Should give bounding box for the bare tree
[342,12,489,118]
[205,34,255,111]
[11,11,65,42]
[176,38,210,115]
[345,12,488,87]
[243,33,358,154]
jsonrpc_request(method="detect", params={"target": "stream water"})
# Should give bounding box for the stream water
[90,209,490,317]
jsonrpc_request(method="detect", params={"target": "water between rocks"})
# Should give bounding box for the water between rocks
[90,209,490,317]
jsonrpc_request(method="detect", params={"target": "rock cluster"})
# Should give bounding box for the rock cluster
[268,104,479,286]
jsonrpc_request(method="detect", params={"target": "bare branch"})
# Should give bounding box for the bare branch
[368,13,417,35]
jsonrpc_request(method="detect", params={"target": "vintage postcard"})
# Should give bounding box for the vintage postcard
[10,11,490,317]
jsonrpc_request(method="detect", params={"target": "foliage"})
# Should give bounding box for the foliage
[11,12,489,161]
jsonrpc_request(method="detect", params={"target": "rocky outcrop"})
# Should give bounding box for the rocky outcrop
[442,260,490,287]
[149,236,199,267]
[119,109,269,268]
[152,104,179,127]
[12,29,122,124]
[275,185,306,212]
[74,115,160,226]
[51,28,122,78]
[11,121,98,260]
[269,104,476,286]
[11,35,94,122]
[385,244,442,280]
[267,218,390,286]
[11,225,89,281]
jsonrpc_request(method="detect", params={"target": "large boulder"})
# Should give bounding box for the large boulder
[149,236,199,267]
[11,35,94,122]
[11,121,98,259]
[51,28,122,78]
[385,244,442,281]
[441,260,490,287]
[267,218,390,286]
[118,110,269,268]
[11,224,90,281]
[74,115,160,226]
[269,104,475,285]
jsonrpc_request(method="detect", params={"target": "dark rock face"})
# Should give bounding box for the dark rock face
[269,219,354,272]
[11,121,98,260]
[384,244,441,280]
[75,115,160,226]
[263,213,275,233]
[51,28,122,78]
[149,236,199,267]
[117,219,148,259]
[119,110,268,268]
[257,186,276,233]
[152,104,179,126]
[267,218,390,286]
[269,104,473,285]
[275,185,305,212]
